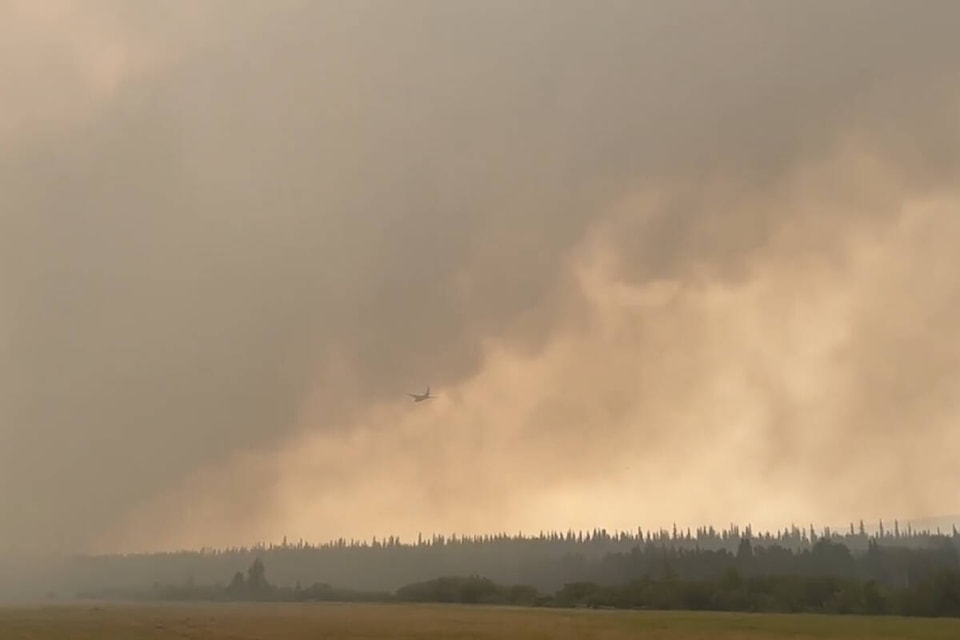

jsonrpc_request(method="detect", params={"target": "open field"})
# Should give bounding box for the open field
[1,603,959,640]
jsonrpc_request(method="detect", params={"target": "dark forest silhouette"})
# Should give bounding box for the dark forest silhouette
[65,521,960,617]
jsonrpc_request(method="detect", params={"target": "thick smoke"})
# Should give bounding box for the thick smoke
[0,1,958,553]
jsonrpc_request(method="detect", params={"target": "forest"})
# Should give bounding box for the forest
[64,522,960,617]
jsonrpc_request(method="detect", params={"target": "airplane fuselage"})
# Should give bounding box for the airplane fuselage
[409,386,433,402]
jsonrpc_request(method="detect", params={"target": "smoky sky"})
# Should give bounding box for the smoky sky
[1,0,959,553]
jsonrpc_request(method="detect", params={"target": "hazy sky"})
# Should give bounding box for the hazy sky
[1,0,959,554]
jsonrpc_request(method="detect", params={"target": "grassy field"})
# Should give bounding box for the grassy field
[1,602,958,639]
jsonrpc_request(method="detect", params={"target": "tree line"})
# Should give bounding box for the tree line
[74,534,960,617]
[61,522,960,595]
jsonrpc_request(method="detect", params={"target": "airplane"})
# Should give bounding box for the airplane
[407,386,434,402]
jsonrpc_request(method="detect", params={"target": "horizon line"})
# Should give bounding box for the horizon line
[76,514,960,557]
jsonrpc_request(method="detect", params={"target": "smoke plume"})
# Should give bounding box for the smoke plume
[0,0,958,553]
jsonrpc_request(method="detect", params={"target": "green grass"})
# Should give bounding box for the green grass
[0,602,958,639]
